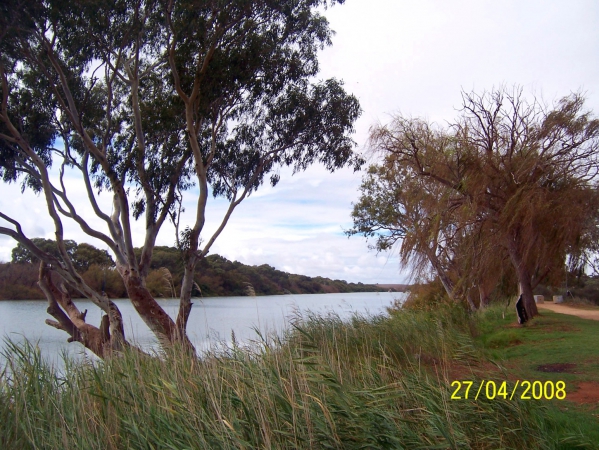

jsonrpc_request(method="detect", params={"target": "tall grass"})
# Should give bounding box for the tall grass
[0,305,590,449]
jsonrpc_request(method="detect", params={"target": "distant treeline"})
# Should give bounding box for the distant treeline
[0,241,390,300]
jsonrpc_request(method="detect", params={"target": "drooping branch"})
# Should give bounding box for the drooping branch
[360,88,599,317]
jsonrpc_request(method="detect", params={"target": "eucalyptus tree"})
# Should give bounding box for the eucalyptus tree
[0,0,361,356]
[362,87,599,318]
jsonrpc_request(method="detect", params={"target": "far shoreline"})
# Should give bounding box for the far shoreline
[0,290,409,302]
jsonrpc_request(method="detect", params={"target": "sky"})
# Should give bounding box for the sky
[1,0,598,284]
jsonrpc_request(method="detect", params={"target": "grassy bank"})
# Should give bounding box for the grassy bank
[0,305,596,449]
[477,303,599,445]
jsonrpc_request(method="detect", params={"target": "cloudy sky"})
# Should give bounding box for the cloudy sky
[1,0,598,284]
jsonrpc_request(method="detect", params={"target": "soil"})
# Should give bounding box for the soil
[537,302,599,321]
[536,363,577,373]
[566,382,599,404]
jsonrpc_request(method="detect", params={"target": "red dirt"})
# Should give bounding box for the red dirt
[566,382,599,404]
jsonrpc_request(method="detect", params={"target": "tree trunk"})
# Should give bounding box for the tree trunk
[466,290,477,311]
[427,251,456,300]
[107,299,126,351]
[518,276,537,317]
[479,285,491,308]
[176,258,196,339]
[507,239,538,318]
[122,267,195,352]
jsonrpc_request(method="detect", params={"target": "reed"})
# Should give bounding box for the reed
[0,305,590,449]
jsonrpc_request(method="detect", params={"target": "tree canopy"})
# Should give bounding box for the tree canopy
[0,0,361,356]
[12,238,114,272]
[350,87,599,316]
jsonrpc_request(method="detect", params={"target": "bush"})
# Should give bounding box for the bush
[400,278,452,311]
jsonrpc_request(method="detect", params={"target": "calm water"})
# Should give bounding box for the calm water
[0,292,404,365]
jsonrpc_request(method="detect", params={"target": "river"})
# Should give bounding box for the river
[0,291,405,366]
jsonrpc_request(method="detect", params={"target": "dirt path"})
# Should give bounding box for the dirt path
[537,302,599,321]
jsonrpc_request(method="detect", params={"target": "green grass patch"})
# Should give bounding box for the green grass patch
[478,305,599,383]
[476,304,599,447]
[480,329,523,349]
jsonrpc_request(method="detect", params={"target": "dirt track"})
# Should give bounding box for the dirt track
[537,303,599,321]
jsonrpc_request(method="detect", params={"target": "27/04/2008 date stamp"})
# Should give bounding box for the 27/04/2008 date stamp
[450,380,566,400]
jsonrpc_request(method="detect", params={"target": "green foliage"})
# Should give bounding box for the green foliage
[560,274,599,305]
[195,254,381,297]
[150,246,184,272]
[11,239,113,272]
[1,0,362,199]
[1,240,382,300]
[400,278,453,311]
[72,243,114,272]
[11,238,77,264]
[2,239,120,299]
[81,265,127,299]
[0,262,42,300]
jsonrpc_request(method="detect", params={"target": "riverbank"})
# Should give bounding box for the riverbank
[1,303,597,448]
[0,253,397,301]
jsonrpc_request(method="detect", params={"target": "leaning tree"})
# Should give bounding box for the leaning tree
[0,0,361,356]
[348,133,511,311]
[356,87,599,318]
